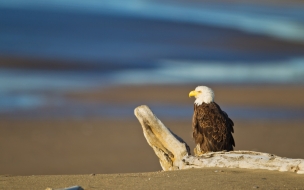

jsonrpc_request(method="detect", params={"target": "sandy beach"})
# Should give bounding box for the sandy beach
[1,85,304,176]
[1,168,304,190]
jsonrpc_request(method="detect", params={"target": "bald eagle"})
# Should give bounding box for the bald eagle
[189,86,235,155]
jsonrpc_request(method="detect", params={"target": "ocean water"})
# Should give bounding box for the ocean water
[0,0,304,116]
[1,0,304,41]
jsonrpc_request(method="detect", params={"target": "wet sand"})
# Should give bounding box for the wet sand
[67,84,304,108]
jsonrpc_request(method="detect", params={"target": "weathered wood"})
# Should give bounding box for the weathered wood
[134,105,304,174]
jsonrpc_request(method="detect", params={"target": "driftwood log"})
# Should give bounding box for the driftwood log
[134,105,304,174]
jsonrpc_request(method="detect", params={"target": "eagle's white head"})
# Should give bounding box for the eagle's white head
[189,86,214,105]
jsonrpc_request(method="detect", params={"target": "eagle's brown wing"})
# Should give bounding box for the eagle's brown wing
[192,102,234,153]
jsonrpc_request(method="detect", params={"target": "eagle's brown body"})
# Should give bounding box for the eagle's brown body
[192,102,235,153]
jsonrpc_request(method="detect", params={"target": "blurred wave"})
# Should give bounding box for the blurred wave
[1,0,304,62]
[112,59,304,84]
[1,0,304,42]
[1,0,304,115]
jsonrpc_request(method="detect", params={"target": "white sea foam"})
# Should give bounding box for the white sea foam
[111,58,304,84]
[0,69,99,92]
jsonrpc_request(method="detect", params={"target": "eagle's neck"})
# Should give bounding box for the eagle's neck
[194,94,214,105]
[195,99,213,105]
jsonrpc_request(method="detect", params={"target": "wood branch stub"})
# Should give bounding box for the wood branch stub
[134,105,190,170]
[134,105,304,174]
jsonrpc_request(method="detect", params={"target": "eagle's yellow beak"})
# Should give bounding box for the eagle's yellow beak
[189,90,199,97]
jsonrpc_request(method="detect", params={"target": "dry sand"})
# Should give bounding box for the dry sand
[1,118,304,176]
[1,168,304,190]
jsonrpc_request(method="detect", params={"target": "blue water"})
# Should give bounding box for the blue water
[1,2,304,88]
[0,0,304,116]
[1,0,304,41]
